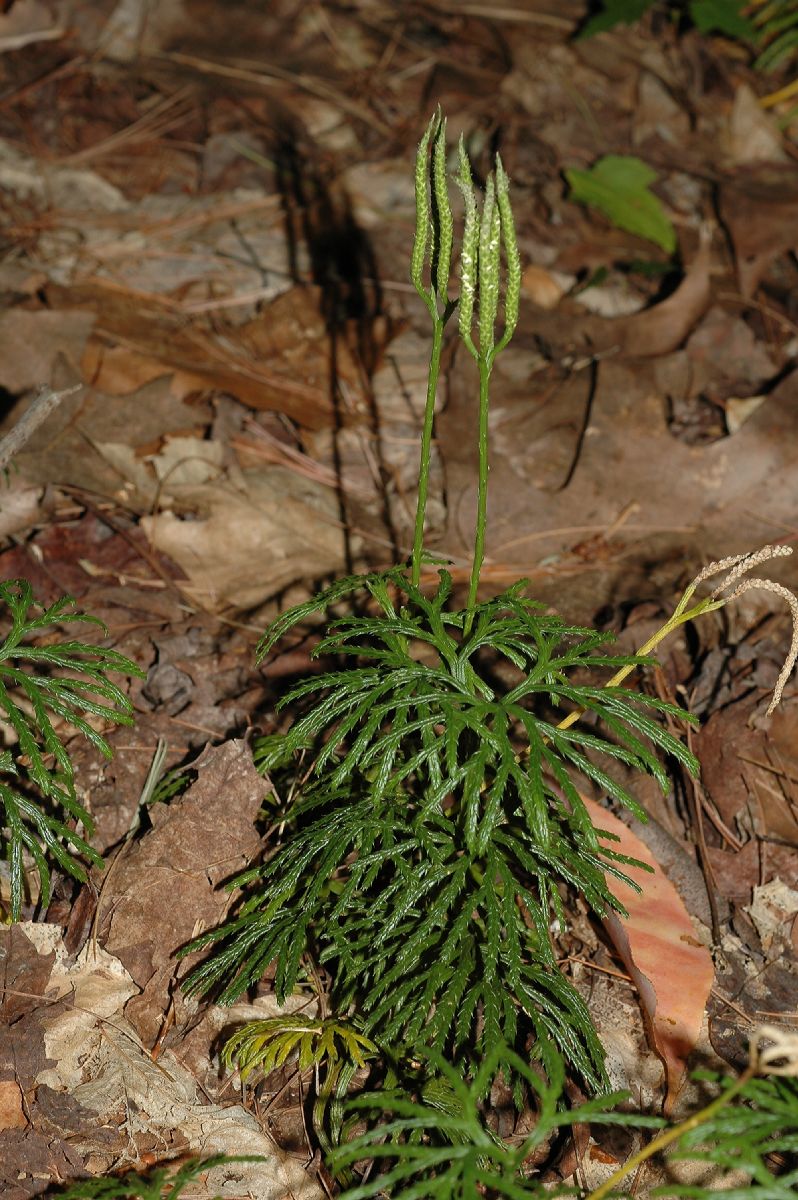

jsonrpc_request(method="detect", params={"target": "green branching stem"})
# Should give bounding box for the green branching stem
[465,358,491,629]
[410,110,456,586]
[412,317,445,587]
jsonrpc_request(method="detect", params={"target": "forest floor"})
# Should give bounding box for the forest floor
[0,1,797,1196]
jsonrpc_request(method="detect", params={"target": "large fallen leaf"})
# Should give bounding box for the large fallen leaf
[719,165,798,298]
[64,280,351,428]
[616,221,712,357]
[26,922,321,1197]
[141,466,346,612]
[582,795,715,1112]
[100,741,268,1047]
[0,309,95,393]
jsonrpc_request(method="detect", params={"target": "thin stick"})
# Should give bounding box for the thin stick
[159,51,392,137]
[0,383,81,472]
[432,2,574,28]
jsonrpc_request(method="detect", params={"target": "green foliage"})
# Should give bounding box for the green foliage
[186,567,697,1093]
[691,0,756,38]
[49,1157,260,1200]
[580,0,661,37]
[223,1013,376,1081]
[331,1054,798,1199]
[666,1071,798,1197]
[223,1011,378,1173]
[752,1,798,72]
[331,1043,662,1199]
[0,580,143,917]
[579,0,756,39]
[566,155,677,253]
[579,0,798,72]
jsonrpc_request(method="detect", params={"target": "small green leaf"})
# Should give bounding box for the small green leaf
[579,0,658,38]
[689,0,756,39]
[566,154,677,253]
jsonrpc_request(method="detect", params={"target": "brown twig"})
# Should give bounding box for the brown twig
[686,723,723,945]
[158,50,393,138]
[0,383,81,473]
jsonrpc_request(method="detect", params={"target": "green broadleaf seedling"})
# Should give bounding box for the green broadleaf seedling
[566,154,677,254]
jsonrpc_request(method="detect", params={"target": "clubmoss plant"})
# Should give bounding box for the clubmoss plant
[223,1012,377,1168]
[331,1025,798,1199]
[0,580,143,918]
[580,0,798,76]
[177,107,798,1191]
[185,110,706,1095]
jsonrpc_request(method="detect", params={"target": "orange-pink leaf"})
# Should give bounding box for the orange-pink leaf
[582,796,715,1112]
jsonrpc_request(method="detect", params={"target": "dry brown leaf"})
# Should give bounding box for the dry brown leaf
[719,166,798,299]
[82,340,209,400]
[633,71,690,148]
[684,306,778,397]
[0,479,53,539]
[30,922,321,1197]
[0,309,95,393]
[142,466,346,612]
[521,264,574,310]
[65,280,350,428]
[0,1080,26,1131]
[617,224,712,357]
[582,795,715,1113]
[100,741,267,1047]
[727,84,788,167]
[746,881,798,957]
[575,280,647,318]
[7,370,210,500]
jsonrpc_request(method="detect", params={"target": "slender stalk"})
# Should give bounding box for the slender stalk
[556,545,797,737]
[585,1065,756,1200]
[465,357,492,630]
[555,596,721,735]
[412,317,445,587]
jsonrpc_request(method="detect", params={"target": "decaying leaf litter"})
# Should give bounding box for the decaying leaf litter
[0,0,797,1195]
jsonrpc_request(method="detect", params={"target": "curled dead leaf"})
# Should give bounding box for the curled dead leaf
[581,795,715,1114]
[617,223,713,358]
